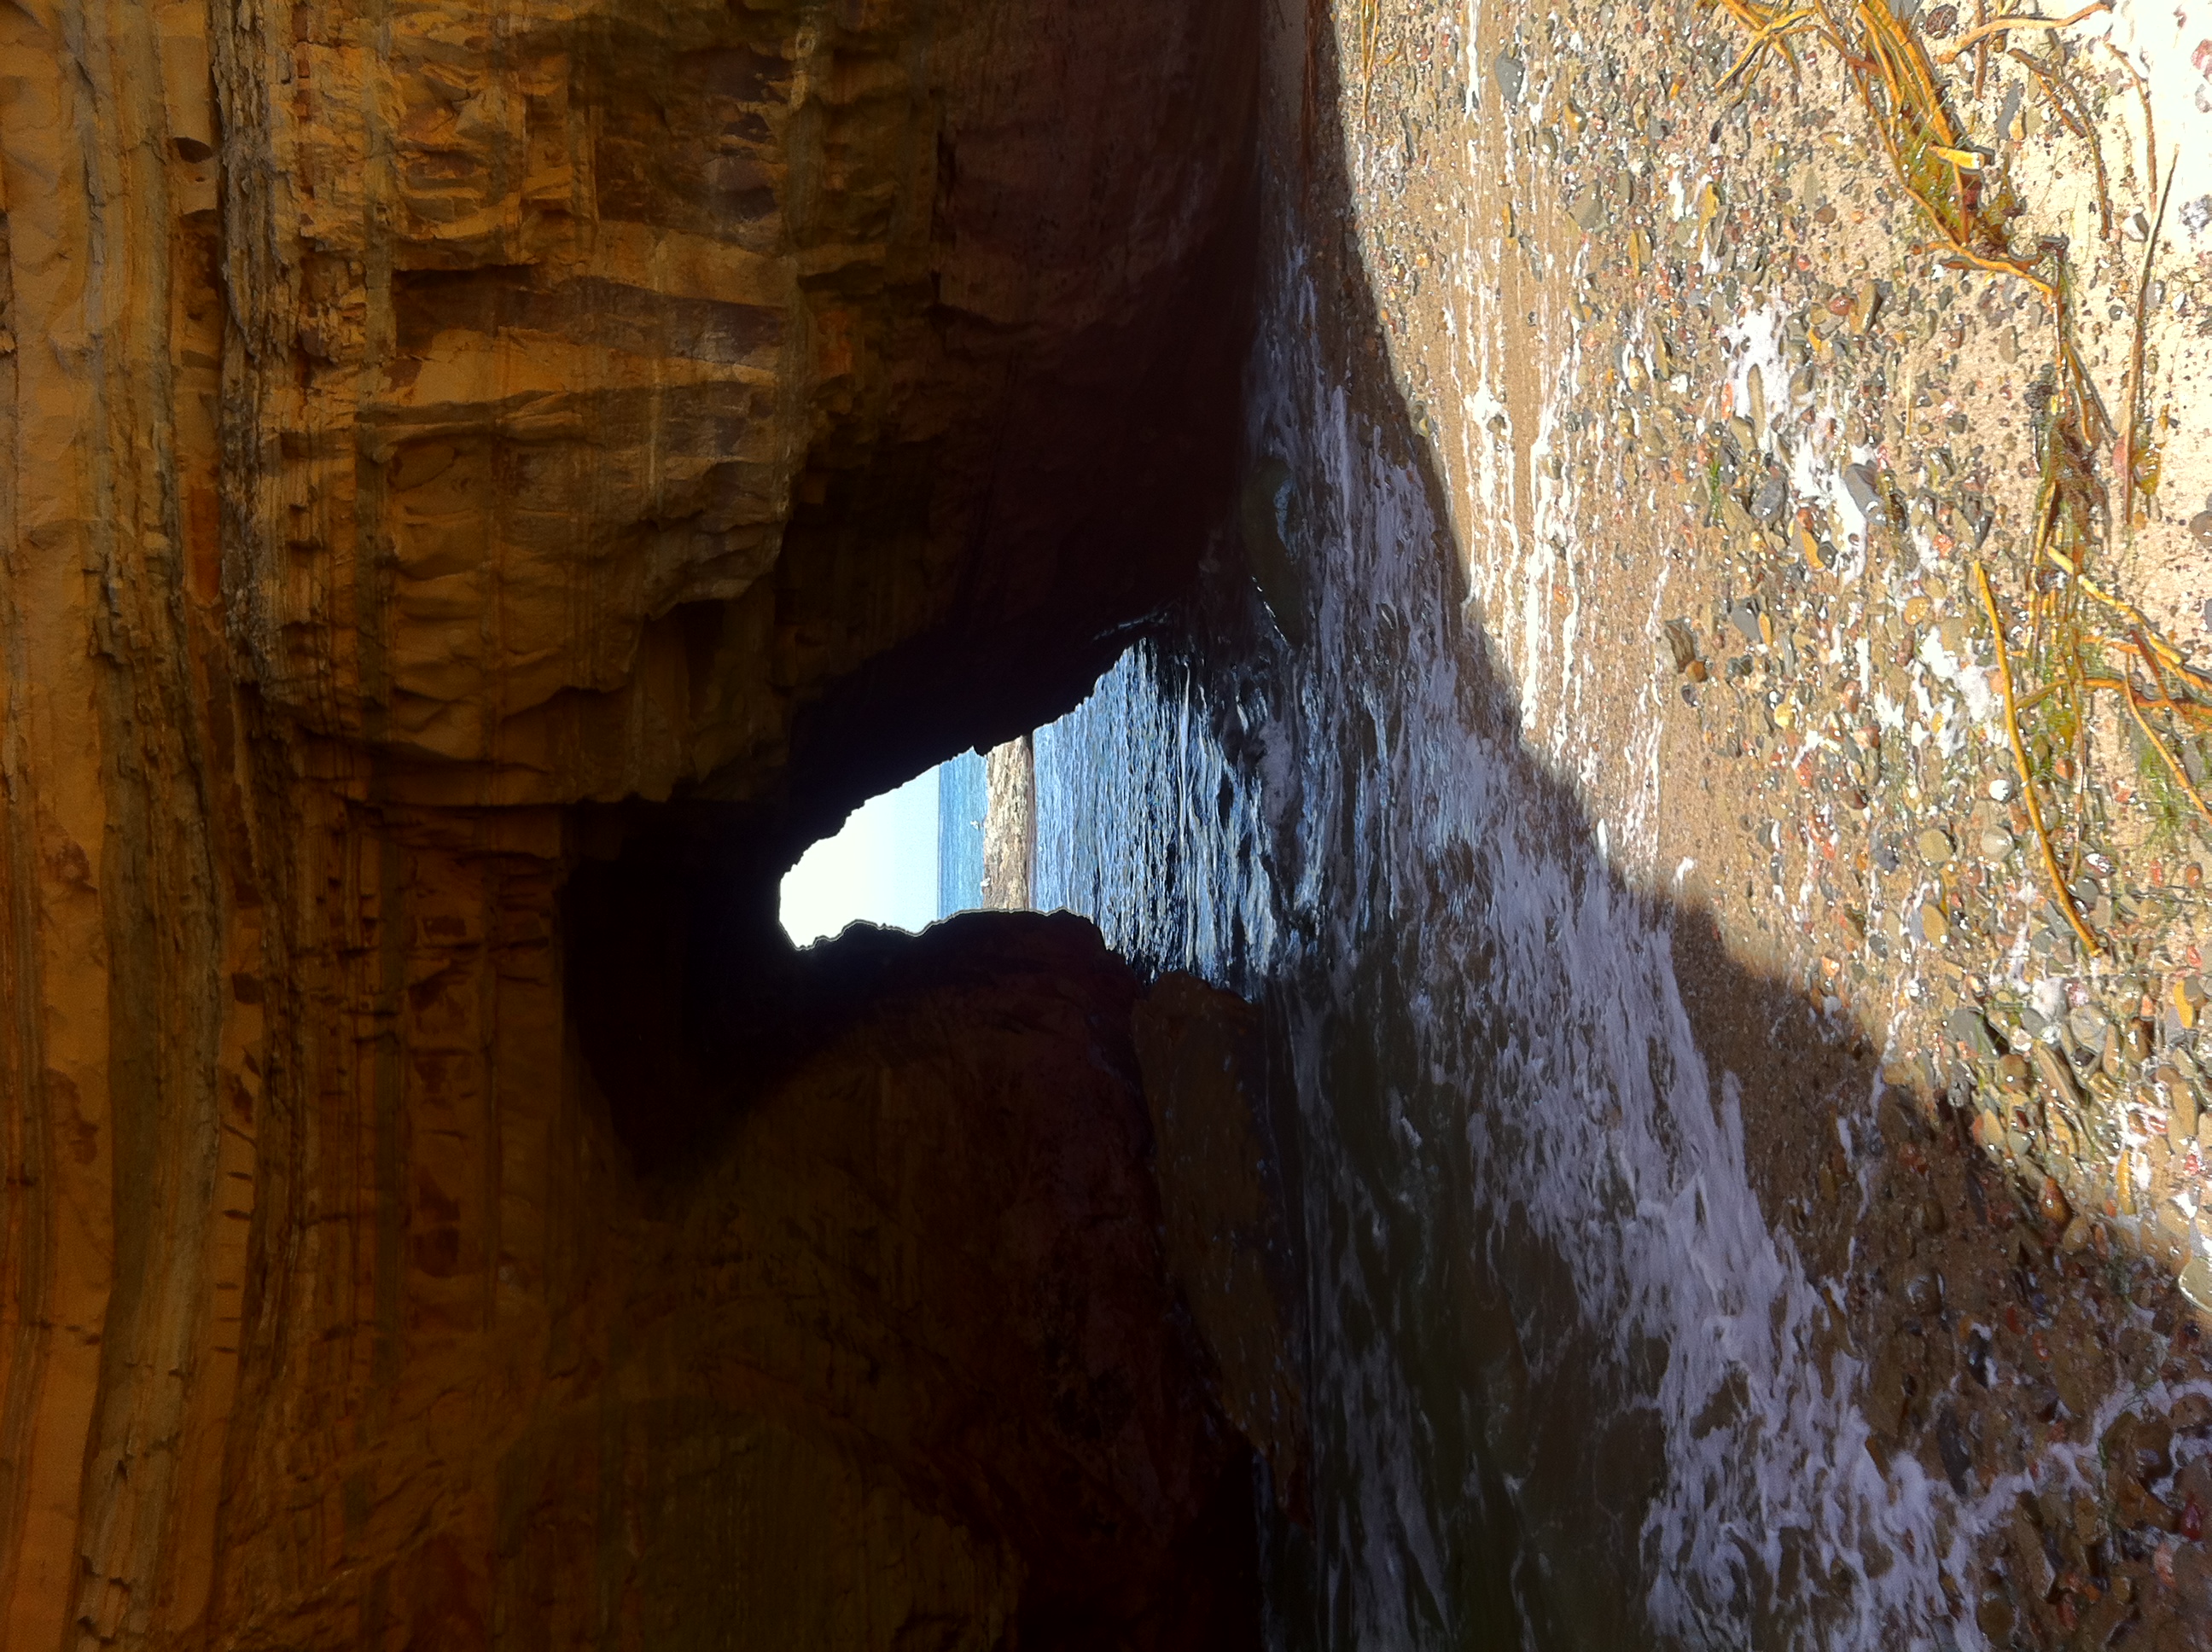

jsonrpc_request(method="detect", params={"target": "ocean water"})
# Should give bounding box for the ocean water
[936,750,987,920]
[1024,265,1977,1648]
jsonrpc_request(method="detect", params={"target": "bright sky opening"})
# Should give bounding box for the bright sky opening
[778,768,940,945]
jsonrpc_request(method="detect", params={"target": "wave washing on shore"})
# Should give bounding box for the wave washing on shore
[1002,261,2148,1646]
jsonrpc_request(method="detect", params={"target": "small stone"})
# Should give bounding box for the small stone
[1997,1052,2030,1090]
[1843,462,1887,525]
[2190,509,2212,552]
[2031,1041,2081,1106]
[1988,777,2014,802]
[2040,1177,2071,1226]
[2068,1004,2108,1047]
[1686,659,1708,683]
[1917,829,1953,867]
[1978,827,2013,860]
[1948,1005,1998,1059]
[2061,1216,2093,1254]
[1794,515,1830,573]
[2181,1257,2212,1314]
[1494,51,1526,103]
[2174,1084,2200,1143]
[1920,903,1949,945]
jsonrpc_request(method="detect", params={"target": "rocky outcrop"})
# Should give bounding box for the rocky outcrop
[0,0,1260,1644]
[222,912,1260,1649]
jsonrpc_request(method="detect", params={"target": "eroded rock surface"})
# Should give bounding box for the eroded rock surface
[0,0,1260,1645]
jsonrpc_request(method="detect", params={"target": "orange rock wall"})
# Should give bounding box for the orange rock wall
[0,0,1260,1644]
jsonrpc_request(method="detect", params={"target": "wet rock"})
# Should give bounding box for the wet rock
[1978,827,2014,861]
[1936,1405,1975,1495]
[2174,1083,2199,1143]
[1921,903,1950,945]
[1949,1005,1998,1059]
[2190,509,2212,552]
[2040,1177,2070,1226]
[2061,1216,2093,1254]
[2068,1004,2108,1047]
[2031,1043,2081,1107]
[1918,829,1953,867]
[1997,1052,2030,1091]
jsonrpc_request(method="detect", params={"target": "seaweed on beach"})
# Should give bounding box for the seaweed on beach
[1708,0,2200,957]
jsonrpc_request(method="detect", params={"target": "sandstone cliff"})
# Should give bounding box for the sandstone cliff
[0,1,1263,1644]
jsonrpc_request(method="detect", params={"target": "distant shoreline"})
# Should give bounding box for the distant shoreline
[981,735,1035,909]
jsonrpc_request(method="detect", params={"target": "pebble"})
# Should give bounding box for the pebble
[2031,1041,2081,1105]
[1919,902,1949,945]
[2182,1257,2212,1314]
[2174,1083,2200,1143]
[2067,1004,2107,1047]
[1794,517,1829,573]
[1978,827,2013,860]
[1843,462,1887,525]
[1917,828,1953,867]
[2039,1176,2070,1226]
[2061,1215,2093,1254]
[1948,1005,1997,1059]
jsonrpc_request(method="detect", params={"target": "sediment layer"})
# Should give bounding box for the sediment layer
[0,1,1261,1644]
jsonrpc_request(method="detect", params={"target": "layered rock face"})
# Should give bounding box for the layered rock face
[0,1,1260,1645]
